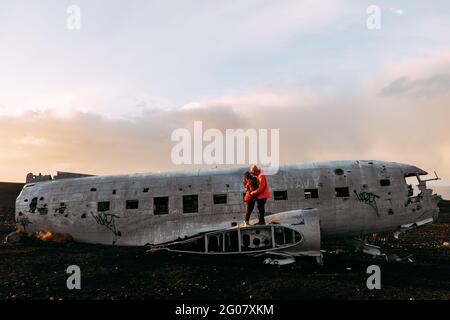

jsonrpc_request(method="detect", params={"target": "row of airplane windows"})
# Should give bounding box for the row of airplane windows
[89,179,391,195]
[23,179,392,215]
[95,178,391,215]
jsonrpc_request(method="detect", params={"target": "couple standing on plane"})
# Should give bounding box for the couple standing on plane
[243,165,270,226]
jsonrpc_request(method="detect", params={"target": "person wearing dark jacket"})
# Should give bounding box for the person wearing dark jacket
[243,171,259,225]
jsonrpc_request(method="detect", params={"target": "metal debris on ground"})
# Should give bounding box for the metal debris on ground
[263,256,296,266]
[4,230,27,244]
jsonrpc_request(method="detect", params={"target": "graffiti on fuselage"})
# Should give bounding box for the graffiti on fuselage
[91,212,121,245]
[354,190,380,216]
[16,216,32,232]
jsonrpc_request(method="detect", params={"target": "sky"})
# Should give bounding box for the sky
[0,0,449,187]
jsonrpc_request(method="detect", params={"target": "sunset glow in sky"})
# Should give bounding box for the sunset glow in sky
[0,0,449,185]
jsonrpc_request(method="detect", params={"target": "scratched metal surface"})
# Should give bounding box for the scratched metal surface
[15,160,440,246]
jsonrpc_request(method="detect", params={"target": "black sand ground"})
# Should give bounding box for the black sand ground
[0,182,449,300]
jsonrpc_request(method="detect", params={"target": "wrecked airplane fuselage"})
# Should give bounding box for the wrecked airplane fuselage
[15,160,441,257]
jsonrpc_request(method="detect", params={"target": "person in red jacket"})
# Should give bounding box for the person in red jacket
[248,165,270,225]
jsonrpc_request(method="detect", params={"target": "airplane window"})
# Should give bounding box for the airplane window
[183,195,198,213]
[304,189,319,199]
[90,188,97,192]
[274,190,288,200]
[143,188,149,193]
[213,194,227,204]
[154,197,169,215]
[335,187,350,197]
[404,176,420,197]
[126,200,139,210]
[334,168,344,175]
[380,179,391,186]
[97,201,110,212]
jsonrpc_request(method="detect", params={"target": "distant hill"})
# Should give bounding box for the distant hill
[432,186,450,200]
[0,182,24,207]
[438,199,450,212]
[438,200,450,223]
[0,182,24,232]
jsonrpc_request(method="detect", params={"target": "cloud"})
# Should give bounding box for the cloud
[181,89,315,115]
[14,136,50,146]
[1,51,450,184]
[370,50,450,92]
[1,91,450,184]
[380,74,450,96]
[0,0,356,119]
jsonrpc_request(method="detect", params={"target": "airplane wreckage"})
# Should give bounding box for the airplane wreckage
[14,160,441,264]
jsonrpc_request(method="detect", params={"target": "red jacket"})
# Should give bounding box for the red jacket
[251,170,270,199]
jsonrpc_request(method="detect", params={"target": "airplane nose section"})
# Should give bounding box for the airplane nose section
[401,164,428,176]
[415,167,428,175]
